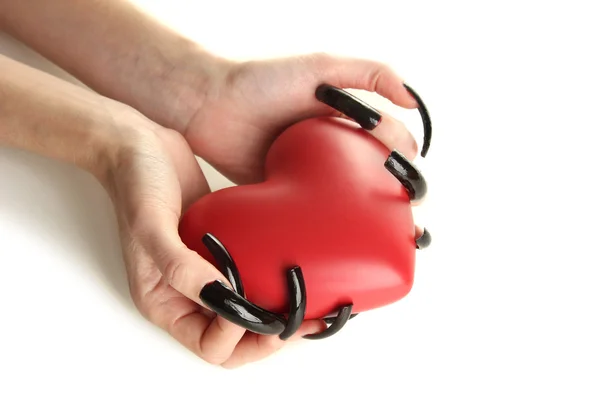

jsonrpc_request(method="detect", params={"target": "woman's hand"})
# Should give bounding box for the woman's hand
[181,53,424,185]
[105,124,324,369]
[0,0,425,182]
[0,54,323,369]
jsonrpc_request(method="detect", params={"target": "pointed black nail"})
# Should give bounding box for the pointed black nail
[278,267,307,341]
[384,150,427,202]
[202,233,245,297]
[323,313,358,325]
[200,280,286,335]
[304,304,353,340]
[316,84,382,130]
[416,227,432,249]
[403,83,432,158]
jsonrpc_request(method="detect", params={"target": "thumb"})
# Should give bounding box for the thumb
[138,206,286,337]
[136,206,246,332]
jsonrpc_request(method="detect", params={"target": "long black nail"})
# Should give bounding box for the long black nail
[416,227,432,249]
[303,304,354,340]
[278,267,307,341]
[202,233,245,297]
[384,150,427,202]
[323,313,358,325]
[200,281,286,335]
[316,84,382,130]
[403,83,432,158]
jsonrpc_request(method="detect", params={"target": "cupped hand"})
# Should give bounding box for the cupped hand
[183,52,423,185]
[101,111,324,369]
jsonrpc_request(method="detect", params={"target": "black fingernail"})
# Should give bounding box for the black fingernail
[316,84,382,130]
[202,233,245,297]
[416,227,432,249]
[303,304,354,340]
[278,266,307,341]
[384,150,427,202]
[200,280,286,336]
[403,83,432,158]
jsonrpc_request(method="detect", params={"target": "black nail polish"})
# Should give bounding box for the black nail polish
[416,227,432,249]
[202,233,245,297]
[303,304,354,340]
[384,150,427,202]
[278,266,307,340]
[200,280,287,336]
[316,84,382,130]
[403,83,432,158]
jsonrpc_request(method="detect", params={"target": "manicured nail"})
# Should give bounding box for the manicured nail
[403,83,432,158]
[202,233,245,296]
[384,150,428,202]
[200,280,287,336]
[316,84,382,130]
[416,227,432,249]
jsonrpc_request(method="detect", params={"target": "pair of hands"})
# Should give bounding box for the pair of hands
[95,52,421,368]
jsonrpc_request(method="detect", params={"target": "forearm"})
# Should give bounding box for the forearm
[0,0,220,132]
[0,54,131,180]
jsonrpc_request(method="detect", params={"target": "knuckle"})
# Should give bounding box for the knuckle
[162,256,187,289]
[366,64,390,92]
[301,52,333,69]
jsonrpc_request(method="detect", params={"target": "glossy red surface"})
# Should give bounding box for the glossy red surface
[179,117,416,319]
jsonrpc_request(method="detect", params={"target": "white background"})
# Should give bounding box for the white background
[1,0,599,398]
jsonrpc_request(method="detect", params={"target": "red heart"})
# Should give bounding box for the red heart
[179,116,418,324]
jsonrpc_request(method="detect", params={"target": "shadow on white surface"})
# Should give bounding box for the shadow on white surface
[0,146,134,310]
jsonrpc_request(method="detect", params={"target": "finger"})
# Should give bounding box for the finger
[135,207,248,362]
[339,109,418,161]
[316,54,419,109]
[315,82,418,160]
[310,54,431,158]
[314,83,427,202]
[143,291,242,365]
[166,306,242,365]
[220,320,326,369]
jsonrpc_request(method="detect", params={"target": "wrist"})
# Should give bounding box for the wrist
[86,104,162,188]
[146,43,234,134]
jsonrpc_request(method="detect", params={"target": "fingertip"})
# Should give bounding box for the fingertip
[288,320,328,342]
[399,82,420,109]
[198,314,247,365]
[371,112,419,160]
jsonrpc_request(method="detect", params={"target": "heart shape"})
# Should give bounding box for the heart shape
[179,85,432,340]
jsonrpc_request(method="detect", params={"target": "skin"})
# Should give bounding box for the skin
[0,0,422,369]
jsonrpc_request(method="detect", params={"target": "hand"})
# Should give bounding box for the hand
[103,115,325,369]
[0,0,425,185]
[0,50,323,369]
[181,52,423,185]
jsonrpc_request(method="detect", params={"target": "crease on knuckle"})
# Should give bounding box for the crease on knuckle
[162,256,187,290]
[367,66,387,93]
